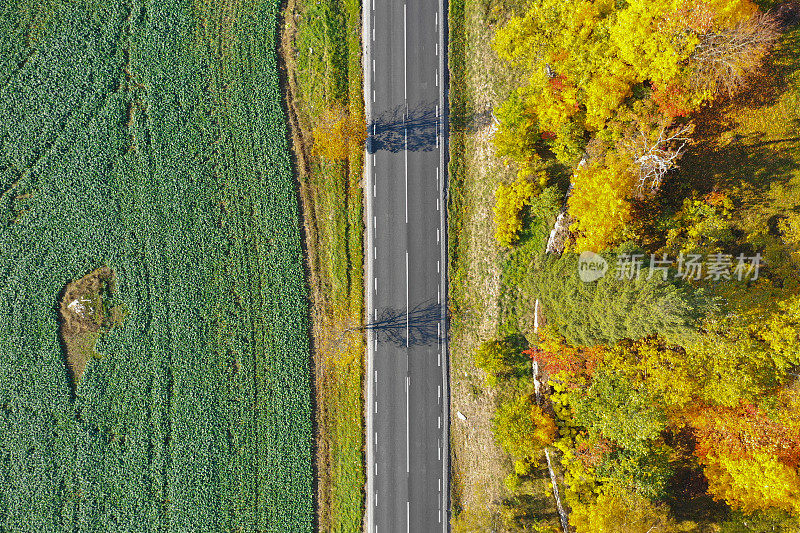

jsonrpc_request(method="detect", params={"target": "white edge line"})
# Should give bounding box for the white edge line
[363,0,375,528]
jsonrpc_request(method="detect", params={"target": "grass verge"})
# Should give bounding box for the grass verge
[280,0,365,530]
[447,0,562,530]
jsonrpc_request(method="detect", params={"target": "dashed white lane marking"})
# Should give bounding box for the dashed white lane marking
[372,59,375,73]
[438,350,441,367]
[374,246,377,260]
[375,463,378,475]
[438,438,441,460]
[404,4,407,101]
[437,259,440,273]
[374,370,377,382]
[438,283,441,304]
[438,416,441,429]
[405,251,409,345]
[374,401,378,413]
[374,308,378,321]
[407,501,410,533]
[436,227,440,242]
[404,131,408,223]
[438,385,441,402]
[436,197,439,211]
[375,432,377,445]
[372,27,375,41]
[435,68,438,87]
[374,216,377,229]
[406,375,410,473]
[439,478,442,492]
[374,277,377,293]
[373,89,376,103]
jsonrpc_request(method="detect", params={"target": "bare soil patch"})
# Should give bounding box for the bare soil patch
[58,266,124,387]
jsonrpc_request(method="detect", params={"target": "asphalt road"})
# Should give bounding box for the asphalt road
[364,0,448,530]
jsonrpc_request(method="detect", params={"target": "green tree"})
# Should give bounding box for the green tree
[684,316,785,406]
[597,444,674,500]
[720,509,800,532]
[492,390,557,464]
[530,253,713,347]
[474,337,530,386]
[493,89,544,177]
[571,369,667,452]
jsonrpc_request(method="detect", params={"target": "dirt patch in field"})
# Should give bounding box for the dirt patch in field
[58,266,125,388]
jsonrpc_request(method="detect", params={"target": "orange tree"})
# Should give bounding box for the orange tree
[688,397,800,514]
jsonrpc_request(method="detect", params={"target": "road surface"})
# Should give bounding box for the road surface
[364,0,449,530]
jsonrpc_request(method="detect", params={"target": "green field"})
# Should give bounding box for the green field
[0,0,313,530]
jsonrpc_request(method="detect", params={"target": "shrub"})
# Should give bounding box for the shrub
[494,176,538,247]
[492,391,557,463]
[475,337,530,386]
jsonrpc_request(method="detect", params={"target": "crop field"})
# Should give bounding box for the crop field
[0,0,312,531]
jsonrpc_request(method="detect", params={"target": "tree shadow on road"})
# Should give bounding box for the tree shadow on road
[366,301,444,347]
[368,103,439,153]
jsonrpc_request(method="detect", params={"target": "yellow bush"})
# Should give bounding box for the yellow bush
[493,176,537,247]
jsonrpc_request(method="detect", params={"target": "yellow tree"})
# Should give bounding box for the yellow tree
[492,0,765,167]
[492,390,557,466]
[568,152,636,251]
[312,104,366,162]
[570,484,682,533]
[690,399,800,514]
[702,452,800,514]
[758,295,800,372]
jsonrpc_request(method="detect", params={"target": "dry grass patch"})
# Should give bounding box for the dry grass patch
[449,0,565,530]
[449,0,520,528]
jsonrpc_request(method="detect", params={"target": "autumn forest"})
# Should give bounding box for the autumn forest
[449,0,800,529]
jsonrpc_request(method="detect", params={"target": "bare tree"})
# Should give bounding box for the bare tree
[623,121,695,197]
[691,12,781,96]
